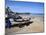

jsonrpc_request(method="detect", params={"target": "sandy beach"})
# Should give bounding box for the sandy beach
[5,15,44,35]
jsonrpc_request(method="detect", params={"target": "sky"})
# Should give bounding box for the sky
[5,0,44,13]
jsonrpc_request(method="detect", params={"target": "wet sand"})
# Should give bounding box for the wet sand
[5,15,44,35]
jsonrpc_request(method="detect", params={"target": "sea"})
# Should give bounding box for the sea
[31,13,44,16]
[19,13,44,16]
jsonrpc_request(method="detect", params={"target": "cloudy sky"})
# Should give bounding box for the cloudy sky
[5,0,44,13]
